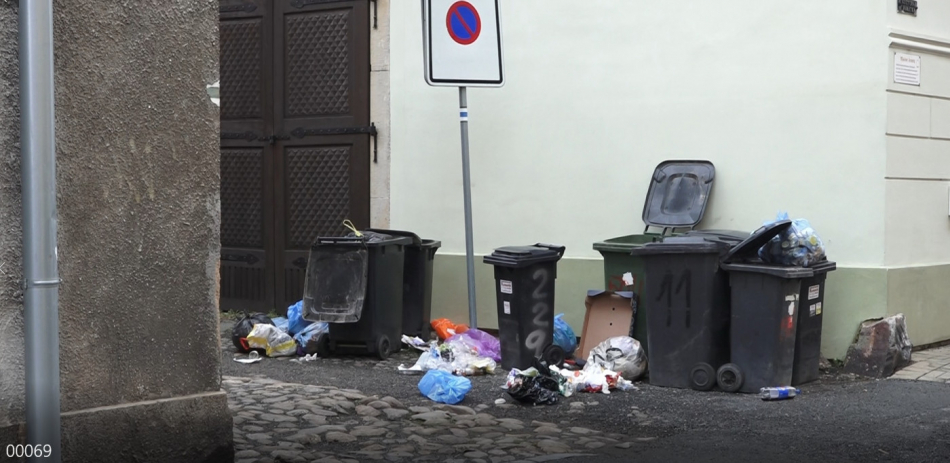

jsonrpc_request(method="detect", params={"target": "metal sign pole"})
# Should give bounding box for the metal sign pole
[459,86,477,329]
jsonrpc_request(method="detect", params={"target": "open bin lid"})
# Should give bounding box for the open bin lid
[721,220,792,264]
[629,236,730,256]
[642,160,716,232]
[483,243,565,268]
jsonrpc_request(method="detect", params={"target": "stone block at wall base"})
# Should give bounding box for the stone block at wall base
[2,391,232,463]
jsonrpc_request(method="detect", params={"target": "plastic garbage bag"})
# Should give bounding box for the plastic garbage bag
[587,336,647,382]
[287,300,314,336]
[418,370,472,404]
[553,314,578,356]
[231,313,275,353]
[446,328,502,362]
[272,317,290,334]
[246,323,298,357]
[432,318,469,340]
[294,321,328,354]
[504,368,560,405]
[758,212,827,267]
[402,335,429,351]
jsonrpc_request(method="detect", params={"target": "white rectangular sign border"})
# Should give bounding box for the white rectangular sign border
[422,0,505,88]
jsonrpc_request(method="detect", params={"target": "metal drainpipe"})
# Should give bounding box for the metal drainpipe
[19,1,61,462]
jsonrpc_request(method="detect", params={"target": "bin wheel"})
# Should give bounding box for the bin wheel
[315,333,331,358]
[376,335,392,360]
[542,345,566,368]
[689,363,717,391]
[717,363,744,393]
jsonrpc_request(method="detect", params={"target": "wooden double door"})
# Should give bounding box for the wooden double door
[219,0,373,312]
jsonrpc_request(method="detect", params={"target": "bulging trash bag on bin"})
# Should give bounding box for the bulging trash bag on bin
[231,313,274,353]
[246,323,298,357]
[418,370,472,404]
[553,314,578,356]
[587,336,647,381]
[758,212,826,267]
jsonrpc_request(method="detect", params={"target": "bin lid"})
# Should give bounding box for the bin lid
[720,220,792,263]
[808,260,837,274]
[685,229,751,243]
[629,236,729,256]
[642,160,716,231]
[720,262,814,279]
[366,228,422,246]
[312,235,413,249]
[483,244,565,268]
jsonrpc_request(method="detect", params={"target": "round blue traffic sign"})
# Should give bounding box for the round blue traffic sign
[446,1,481,45]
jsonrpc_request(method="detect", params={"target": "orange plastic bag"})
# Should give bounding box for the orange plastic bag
[432,318,469,340]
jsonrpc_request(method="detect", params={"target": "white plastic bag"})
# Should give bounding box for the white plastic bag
[587,336,647,381]
[246,323,298,357]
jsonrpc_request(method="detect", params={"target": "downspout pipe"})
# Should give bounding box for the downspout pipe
[19,1,61,462]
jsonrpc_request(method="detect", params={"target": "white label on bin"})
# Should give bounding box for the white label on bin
[808,285,820,300]
[809,304,817,317]
[503,301,511,315]
[500,280,513,294]
[622,272,634,286]
[816,302,822,315]
[786,295,797,316]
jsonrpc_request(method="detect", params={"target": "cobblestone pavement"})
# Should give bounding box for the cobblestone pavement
[225,375,635,463]
[890,345,950,382]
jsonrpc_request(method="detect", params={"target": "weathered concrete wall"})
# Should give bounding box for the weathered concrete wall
[0,1,231,461]
[0,0,25,435]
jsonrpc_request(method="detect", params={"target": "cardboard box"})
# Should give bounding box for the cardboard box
[577,290,635,361]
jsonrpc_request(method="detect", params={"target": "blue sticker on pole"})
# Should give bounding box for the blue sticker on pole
[446,1,481,46]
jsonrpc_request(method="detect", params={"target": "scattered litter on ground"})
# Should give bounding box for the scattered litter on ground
[397,339,498,376]
[505,367,561,405]
[232,351,262,364]
[760,386,801,401]
[553,313,578,356]
[231,312,274,353]
[418,369,472,404]
[445,328,502,362]
[432,318,469,340]
[402,335,429,351]
[586,336,647,382]
[844,313,913,378]
[246,323,298,357]
[290,353,319,363]
[293,321,328,355]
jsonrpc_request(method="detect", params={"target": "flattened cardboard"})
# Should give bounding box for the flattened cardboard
[577,290,635,361]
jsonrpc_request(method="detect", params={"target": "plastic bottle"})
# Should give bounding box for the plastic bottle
[759,387,801,401]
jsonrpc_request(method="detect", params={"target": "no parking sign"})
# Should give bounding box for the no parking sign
[423,0,504,87]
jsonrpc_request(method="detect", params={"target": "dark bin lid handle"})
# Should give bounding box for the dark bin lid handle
[535,243,565,259]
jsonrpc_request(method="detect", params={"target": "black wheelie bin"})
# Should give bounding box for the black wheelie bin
[484,244,565,371]
[366,228,442,339]
[716,221,816,393]
[301,232,412,359]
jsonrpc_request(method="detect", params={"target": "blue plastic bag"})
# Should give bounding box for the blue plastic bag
[293,321,328,347]
[418,370,472,405]
[758,212,826,267]
[553,314,577,355]
[287,300,313,336]
[271,317,290,334]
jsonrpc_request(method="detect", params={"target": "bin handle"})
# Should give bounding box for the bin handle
[535,243,565,259]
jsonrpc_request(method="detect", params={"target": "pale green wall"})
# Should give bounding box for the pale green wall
[887,264,950,348]
[430,255,950,360]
